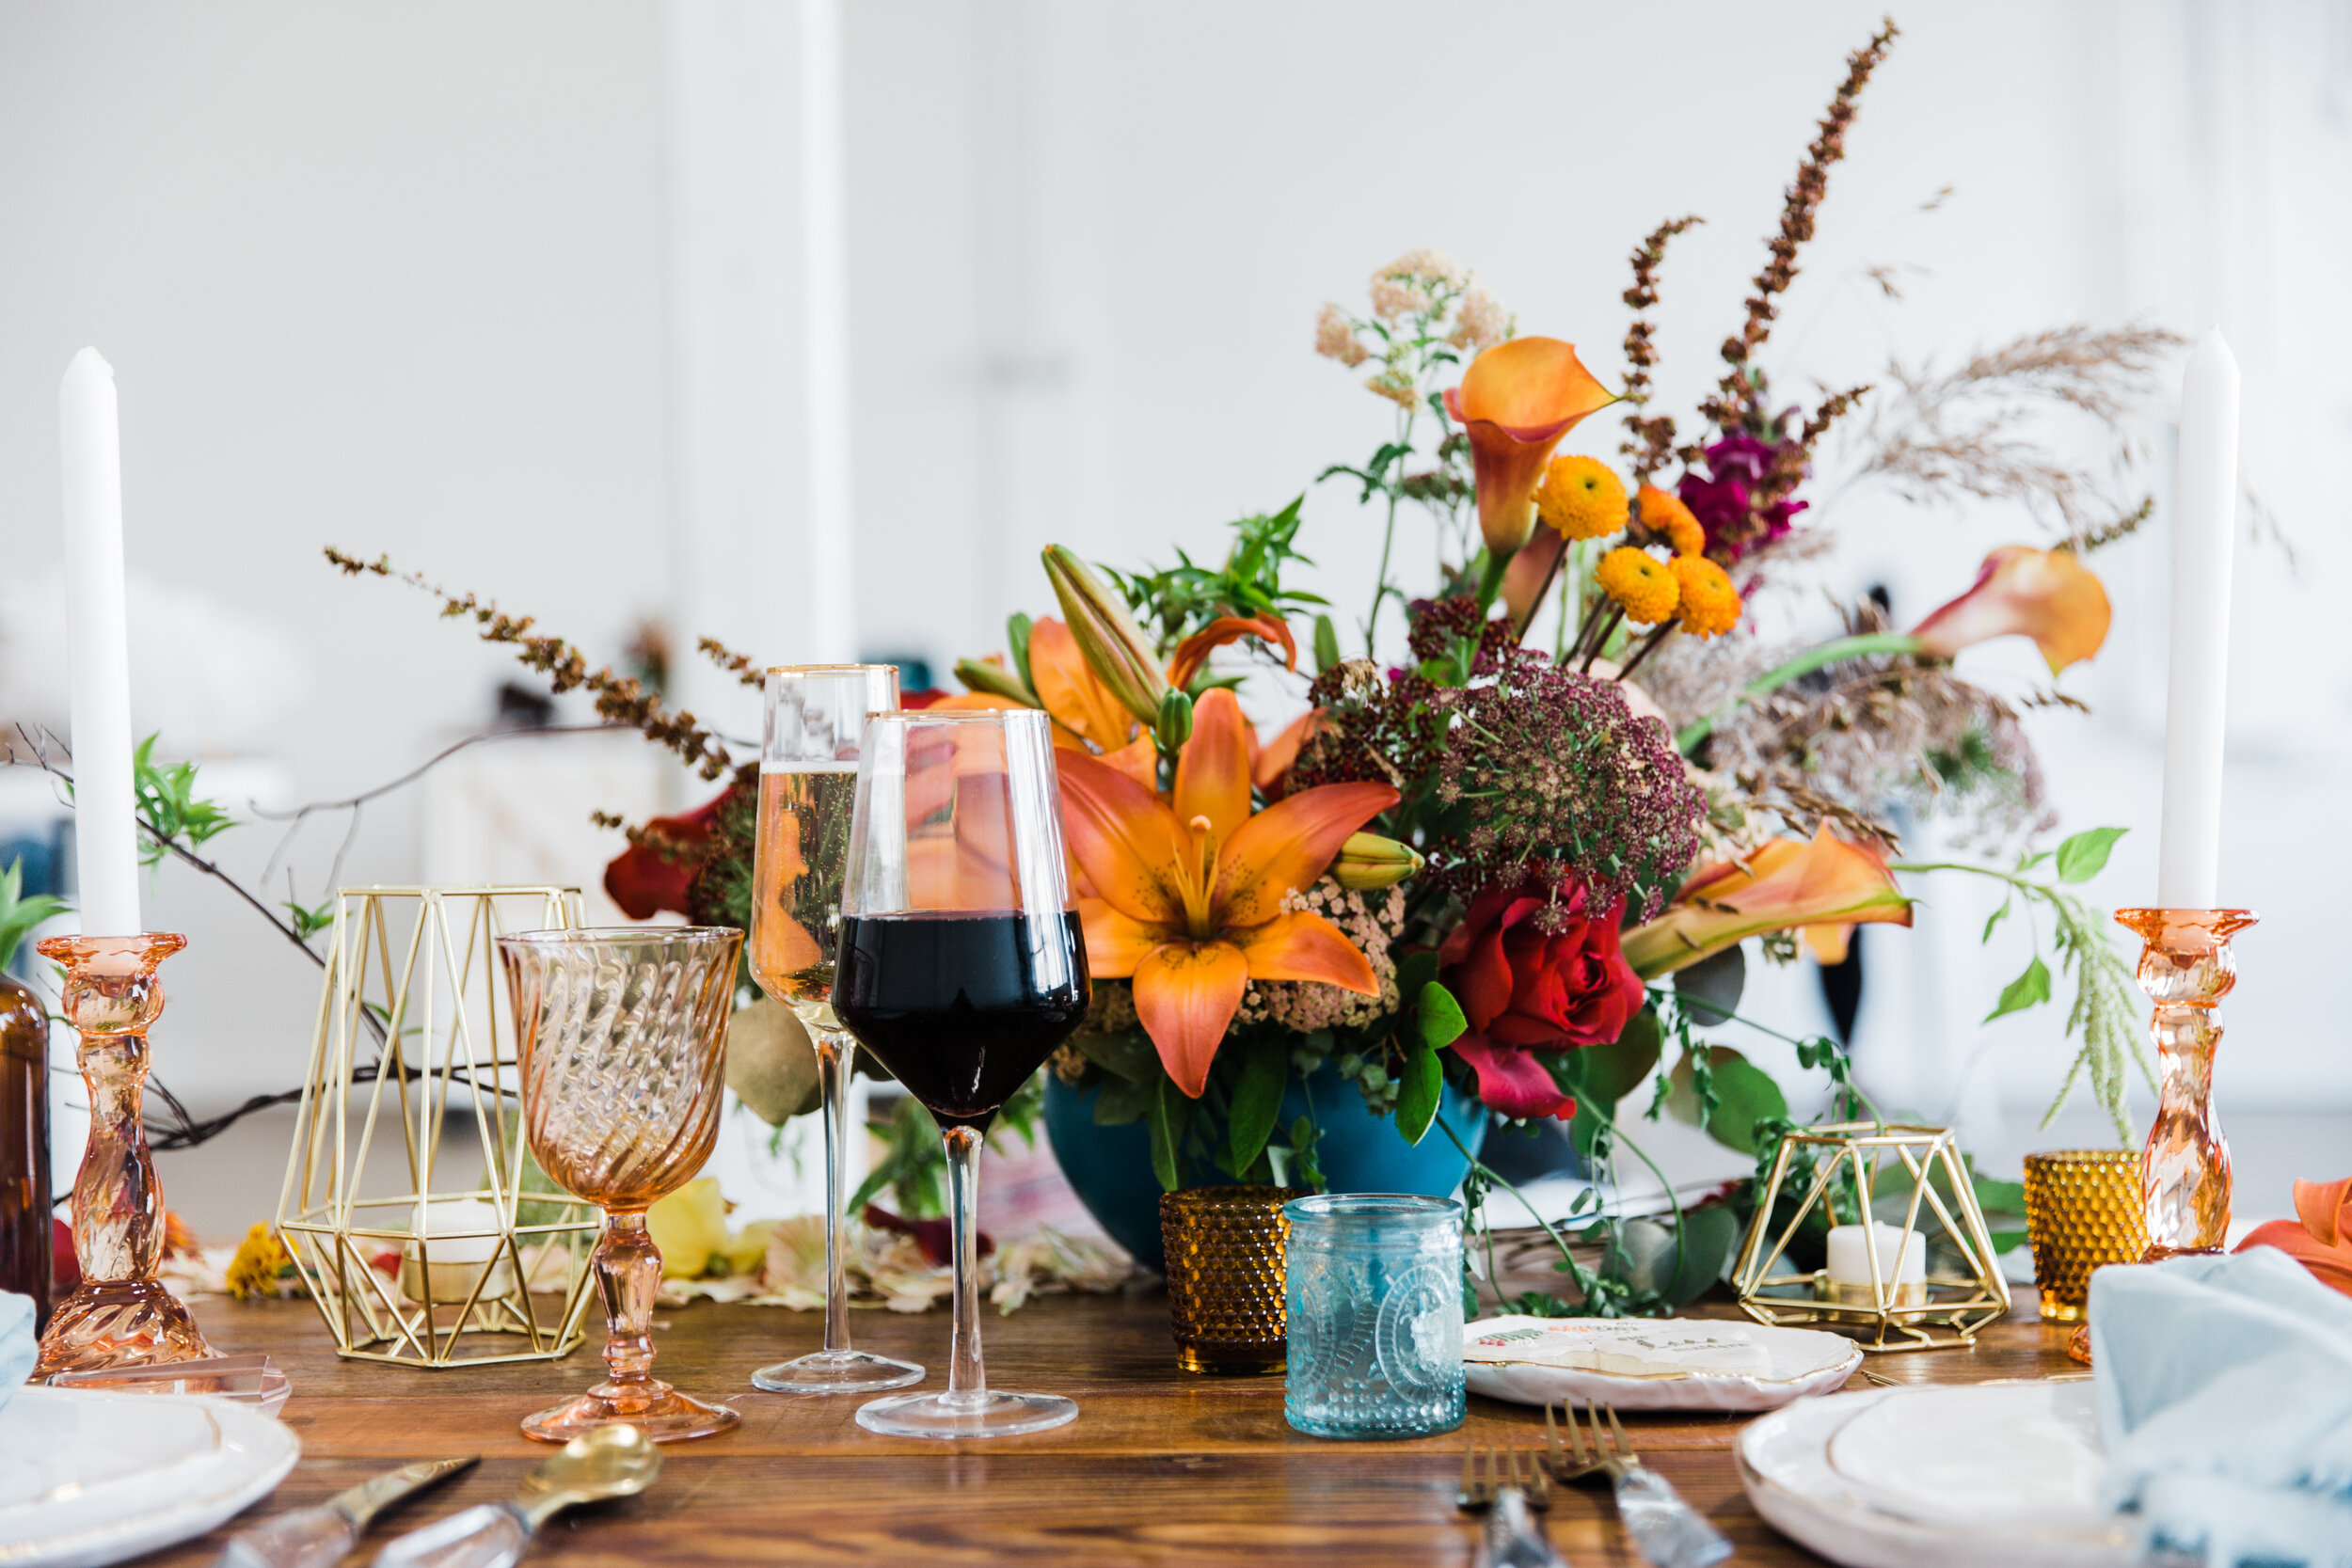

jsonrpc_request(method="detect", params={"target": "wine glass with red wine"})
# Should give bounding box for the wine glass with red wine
[835,707,1090,1439]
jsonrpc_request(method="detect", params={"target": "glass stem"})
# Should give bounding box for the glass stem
[816,1027,856,1356]
[595,1210,660,1393]
[943,1124,986,1405]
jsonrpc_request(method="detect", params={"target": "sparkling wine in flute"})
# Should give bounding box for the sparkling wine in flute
[750,766,859,1025]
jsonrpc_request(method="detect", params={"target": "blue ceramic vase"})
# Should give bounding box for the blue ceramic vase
[1041,1060,1490,1275]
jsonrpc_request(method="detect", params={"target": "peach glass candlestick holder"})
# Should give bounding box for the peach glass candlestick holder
[2115,908,2256,1260]
[31,933,215,1379]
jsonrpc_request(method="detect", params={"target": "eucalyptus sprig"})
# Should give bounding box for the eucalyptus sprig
[1894,825,2145,1141]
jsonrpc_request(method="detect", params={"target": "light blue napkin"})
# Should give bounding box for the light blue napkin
[0,1290,33,1400]
[2090,1246,2352,1568]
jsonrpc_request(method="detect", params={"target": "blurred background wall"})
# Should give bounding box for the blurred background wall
[1,0,2344,1232]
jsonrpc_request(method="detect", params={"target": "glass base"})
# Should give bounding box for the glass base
[752,1349,925,1394]
[855,1388,1076,1439]
[521,1380,739,1444]
[33,1279,215,1380]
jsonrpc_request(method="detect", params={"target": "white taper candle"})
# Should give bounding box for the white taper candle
[58,349,142,937]
[2155,328,2240,911]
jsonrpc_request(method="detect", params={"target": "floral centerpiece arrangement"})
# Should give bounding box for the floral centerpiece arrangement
[331,19,2180,1315]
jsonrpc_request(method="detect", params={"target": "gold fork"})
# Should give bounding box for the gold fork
[1456,1440,1552,1513]
[1546,1403,1732,1568]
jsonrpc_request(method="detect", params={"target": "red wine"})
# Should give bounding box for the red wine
[834,911,1089,1131]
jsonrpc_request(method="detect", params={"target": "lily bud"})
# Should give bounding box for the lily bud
[953,657,1040,706]
[1330,832,1422,890]
[1041,545,1170,725]
[1155,688,1195,751]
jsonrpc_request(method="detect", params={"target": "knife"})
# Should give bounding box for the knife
[217,1456,480,1568]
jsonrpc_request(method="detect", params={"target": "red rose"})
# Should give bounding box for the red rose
[603,789,729,920]
[1437,881,1645,1120]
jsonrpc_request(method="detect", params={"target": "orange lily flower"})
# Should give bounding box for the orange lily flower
[1621,828,1913,978]
[937,618,1158,785]
[2238,1177,2352,1298]
[1910,546,2111,674]
[1442,339,1619,555]
[1167,614,1297,689]
[1055,688,1397,1096]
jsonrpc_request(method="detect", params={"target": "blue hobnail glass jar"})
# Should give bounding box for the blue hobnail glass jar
[1282,1194,1465,1439]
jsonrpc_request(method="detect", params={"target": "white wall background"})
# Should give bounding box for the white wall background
[1,0,2344,1229]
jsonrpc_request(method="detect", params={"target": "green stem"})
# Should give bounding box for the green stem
[1676,630,1925,752]
[1474,547,1511,611]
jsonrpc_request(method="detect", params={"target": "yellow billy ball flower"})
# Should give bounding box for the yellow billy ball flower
[1637,483,1706,557]
[1596,546,1679,626]
[1535,454,1629,542]
[1670,554,1741,637]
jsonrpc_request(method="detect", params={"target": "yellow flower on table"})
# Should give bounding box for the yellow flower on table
[225,1222,291,1300]
[1596,546,1679,626]
[1535,454,1628,542]
[1670,555,1741,637]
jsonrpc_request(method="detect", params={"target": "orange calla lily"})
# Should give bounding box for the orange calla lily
[1442,338,1620,555]
[1167,615,1298,689]
[1055,688,1398,1096]
[1621,828,1913,978]
[2238,1176,2352,1298]
[1910,546,2111,674]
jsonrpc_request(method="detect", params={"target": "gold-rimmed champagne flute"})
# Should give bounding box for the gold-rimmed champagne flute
[747,664,924,1395]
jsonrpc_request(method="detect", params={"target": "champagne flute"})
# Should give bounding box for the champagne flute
[837,708,1090,1438]
[746,665,924,1395]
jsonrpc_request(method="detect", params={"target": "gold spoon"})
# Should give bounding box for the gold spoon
[371,1425,663,1568]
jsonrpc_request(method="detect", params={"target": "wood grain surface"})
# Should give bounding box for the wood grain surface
[147,1280,2077,1565]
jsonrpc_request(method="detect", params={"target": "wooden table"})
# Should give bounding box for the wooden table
[155,1284,2077,1565]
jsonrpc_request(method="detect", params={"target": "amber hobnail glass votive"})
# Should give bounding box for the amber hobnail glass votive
[1161,1186,1306,1374]
[2024,1149,2148,1323]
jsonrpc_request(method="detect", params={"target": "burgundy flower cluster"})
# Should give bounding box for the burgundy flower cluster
[1424,650,1704,924]
[1677,431,1809,562]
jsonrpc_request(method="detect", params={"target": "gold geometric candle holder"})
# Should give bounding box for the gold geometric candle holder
[1731,1122,2011,1354]
[276,887,602,1368]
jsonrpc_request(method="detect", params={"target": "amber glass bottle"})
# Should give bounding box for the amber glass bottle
[0,974,52,1329]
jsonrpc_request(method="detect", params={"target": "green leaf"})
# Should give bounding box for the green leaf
[1148,1076,1189,1193]
[2054,827,2128,884]
[1984,955,2053,1022]
[1557,1008,1663,1158]
[1395,949,1441,1001]
[1223,1046,1287,1175]
[1395,1041,1442,1147]
[1417,981,1469,1050]
[1666,1045,1790,1155]
[1672,946,1744,1026]
[1091,1076,1154,1127]
[1073,1029,1158,1083]
[1312,613,1341,675]
[0,858,69,974]
[1006,612,1035,692]
[1981,896,2012,944]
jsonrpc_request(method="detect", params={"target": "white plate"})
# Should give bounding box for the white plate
[0,1387,298,1567]
[1738,1386,2134,1568]
[1464,1315,1862,1412]
[1827,1382,2109,1528]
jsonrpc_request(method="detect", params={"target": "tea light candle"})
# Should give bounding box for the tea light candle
[402,1197,513,1305]
[410,1198,501,1264]
[1825,1221,1926,1290]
